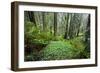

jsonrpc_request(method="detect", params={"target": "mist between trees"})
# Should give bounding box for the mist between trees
[24,11,90,61]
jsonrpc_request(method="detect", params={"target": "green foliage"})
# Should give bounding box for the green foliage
[24,21,90,61]
[24,48,41,61]
[25,22,90,60]
[39,39,86,60]
[39,41,70,60]
[24,12,90,61]
[79,49,90,58]
[24,21,50,44]
[68,37,87,58]
[51,36,64,41]
[25,21,64,45]
[69,37,85,50]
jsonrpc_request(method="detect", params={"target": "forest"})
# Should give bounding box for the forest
[24,11,90,61]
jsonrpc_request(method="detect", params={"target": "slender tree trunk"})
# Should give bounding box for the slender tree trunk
[28,12,36,26]
[76,23,81,36]
[76,15,82,36]
[42,12,46,32]
[85,14,90,52]
[68,14,74,39]
[64,14,70,39]
[54,13,57,36]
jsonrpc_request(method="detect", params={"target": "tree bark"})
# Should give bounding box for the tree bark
[28,12,36,25]
[76,15,82,36]
[83,14,90,53]
[42,12,46,32]
[64,14,70,39]
[54,13,57,36]
[68,14,74,39]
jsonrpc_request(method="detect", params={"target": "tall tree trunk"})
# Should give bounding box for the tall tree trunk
[28,12,36,26]
[54,13,57,36]
[76,15,82,36]
[85,14,90,52]
[68,14,74,39]
[76,25,80,36]
[42,12,46,32]
[64,14,70,39]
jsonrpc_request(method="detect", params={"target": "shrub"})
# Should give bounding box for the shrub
[51,36,64,41]
[68,37,90,58]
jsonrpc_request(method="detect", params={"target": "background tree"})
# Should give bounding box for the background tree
[54,12,57,36]
[42,12,46,32]
[64,13,71,39]
[84,14,90,52]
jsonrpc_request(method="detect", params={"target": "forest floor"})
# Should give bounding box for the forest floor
[25,37,89,61]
